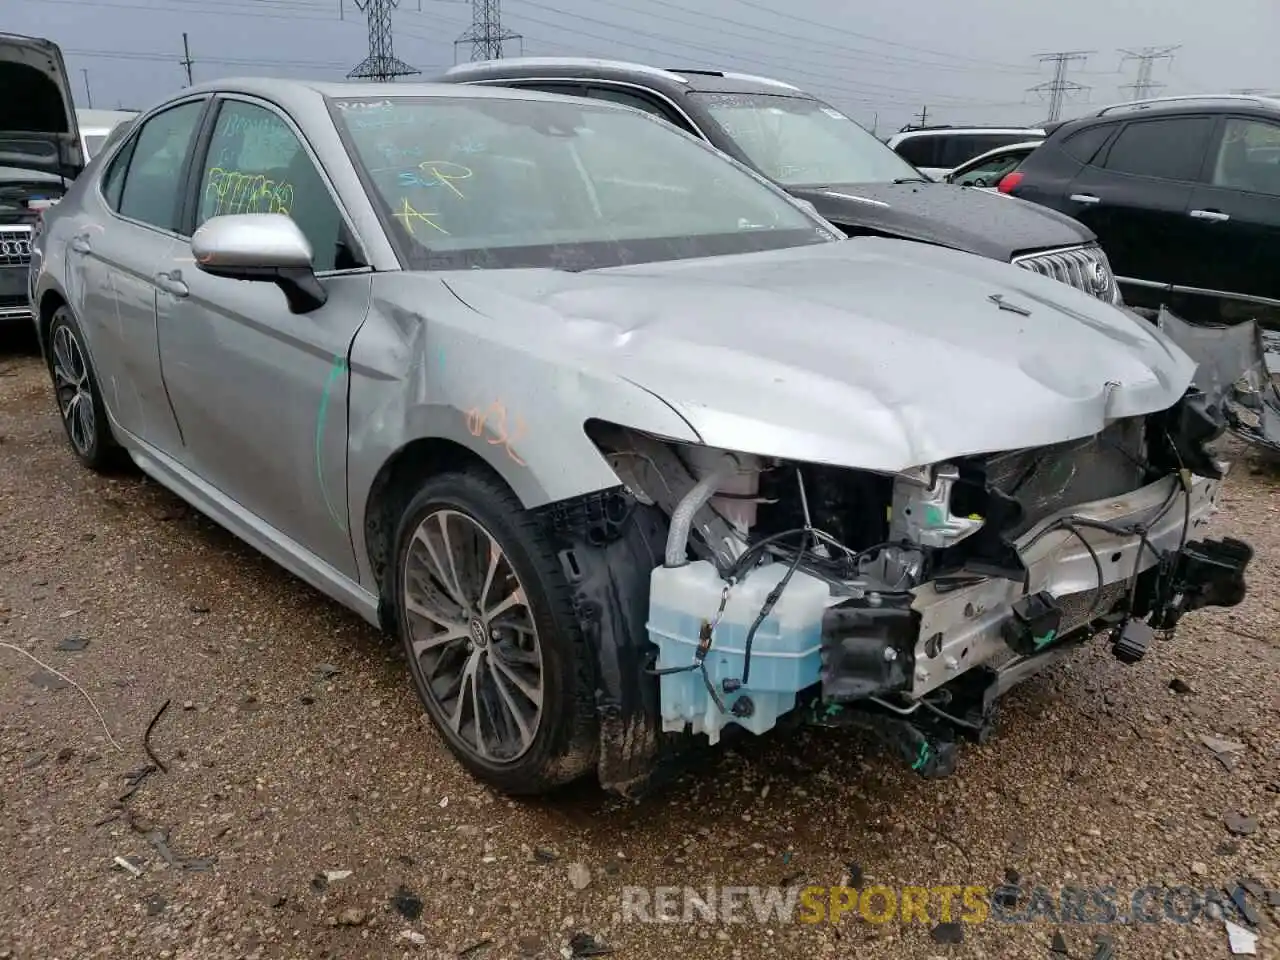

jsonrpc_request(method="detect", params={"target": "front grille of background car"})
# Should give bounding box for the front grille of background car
[1012,242,1122,304]
[0,226,33,268]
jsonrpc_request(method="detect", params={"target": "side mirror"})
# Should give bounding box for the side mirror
[191,213,327,313]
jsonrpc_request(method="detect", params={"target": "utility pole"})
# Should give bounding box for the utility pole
[180,32,194,86]
[80,68,93,108]
[1118,45,1179,101]
[346,0,419,82]
[1028,50,1094,122]
[455,0,522,63]
[912,105,929,128]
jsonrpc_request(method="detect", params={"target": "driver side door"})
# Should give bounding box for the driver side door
[156,95,374,580]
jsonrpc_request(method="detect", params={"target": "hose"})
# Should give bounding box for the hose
[663,451,740,568]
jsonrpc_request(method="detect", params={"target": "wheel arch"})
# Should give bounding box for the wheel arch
[363,436,523,630]
[36,287,69,358]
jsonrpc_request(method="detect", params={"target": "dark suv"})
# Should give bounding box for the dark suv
[1002,94,1280,327]
[435,58,1122,306]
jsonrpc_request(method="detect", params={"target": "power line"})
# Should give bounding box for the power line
[1028,50,1093,122]
[584,0,1039,78]
[722,0,1036,72]
[456,0,522,61]
[345,0,420,81]
[81,68,93,108]
[495,0,1013,107]
[1118,45,1179,101]
[65,47,357,70]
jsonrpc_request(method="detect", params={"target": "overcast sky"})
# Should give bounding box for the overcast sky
[11,0,1277,132]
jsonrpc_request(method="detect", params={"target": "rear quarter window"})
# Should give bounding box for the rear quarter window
[893,135,938,168]
[1059,124,1116,164]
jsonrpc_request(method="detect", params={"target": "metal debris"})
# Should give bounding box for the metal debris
[567,932,614,957]
[112,855,143,877]
[1226,920,1258,955]
[1224,812,1258,836]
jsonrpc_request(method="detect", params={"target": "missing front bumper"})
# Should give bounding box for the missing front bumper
[816,471,1252,777]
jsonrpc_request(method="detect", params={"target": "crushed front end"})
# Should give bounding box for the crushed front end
[590,388,1252,782]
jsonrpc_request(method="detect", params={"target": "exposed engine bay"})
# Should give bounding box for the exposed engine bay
[586,388,1252,780]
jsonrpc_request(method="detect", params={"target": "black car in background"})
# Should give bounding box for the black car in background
[1002,94,1280,327]
[435,58,1123,306]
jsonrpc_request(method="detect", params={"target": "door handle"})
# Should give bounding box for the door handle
[69,235,91,254]
[155,269,189,298]
[1069,193,1101,205]
[1189,209,1230,222]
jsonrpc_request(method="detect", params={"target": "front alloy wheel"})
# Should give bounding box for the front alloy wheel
[393,471,598,795]
[403,508,544,762]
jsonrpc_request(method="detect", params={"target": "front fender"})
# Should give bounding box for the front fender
[345,286,703,592]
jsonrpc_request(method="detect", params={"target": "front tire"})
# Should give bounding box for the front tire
[392,470,598,795]
[46,306,120,472]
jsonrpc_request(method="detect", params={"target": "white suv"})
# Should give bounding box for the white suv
[886,126,1045,180]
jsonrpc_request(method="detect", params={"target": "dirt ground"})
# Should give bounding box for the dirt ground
[2,329,1278,960]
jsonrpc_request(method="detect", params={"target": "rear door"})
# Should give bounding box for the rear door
[64,97,208,455]
[156,94,373,577]
[1179,114,1280,322]
[1063,114,1214,291]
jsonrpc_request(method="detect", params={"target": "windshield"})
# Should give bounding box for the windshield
[330,95,835,271]
[691,92,923,187]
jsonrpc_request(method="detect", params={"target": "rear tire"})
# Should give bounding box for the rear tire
[392,470,598,795]
[46,306,121,472]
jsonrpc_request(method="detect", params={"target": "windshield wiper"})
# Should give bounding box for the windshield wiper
[893,177,931,184]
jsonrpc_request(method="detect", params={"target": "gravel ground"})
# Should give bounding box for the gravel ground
[2,330,1279,960]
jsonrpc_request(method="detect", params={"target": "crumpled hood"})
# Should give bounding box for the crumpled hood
[442,237,1196,472]
[789,180,1093,261]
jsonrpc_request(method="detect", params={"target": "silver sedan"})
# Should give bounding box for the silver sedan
[29,79,1250,797]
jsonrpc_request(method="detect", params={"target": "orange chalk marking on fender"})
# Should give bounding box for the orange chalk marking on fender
[464,401,527,466]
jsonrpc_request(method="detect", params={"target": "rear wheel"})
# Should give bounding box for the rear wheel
[47,307,120,471]
[392,471,597,795]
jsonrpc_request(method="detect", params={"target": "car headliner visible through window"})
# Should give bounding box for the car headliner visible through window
[328,94,836,270]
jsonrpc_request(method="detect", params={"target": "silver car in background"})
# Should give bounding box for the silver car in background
[29,79,1252,797]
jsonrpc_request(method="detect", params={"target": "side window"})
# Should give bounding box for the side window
[1061,124,1115,165]
[196,100,351,273]
[1210,118,1280,197]
[116,101,205,231]
[894,135,937,168]
[1101,117,1214,182]
[584,86,677,125]
[506,81,585,98]
[100,136,134,210]
[953,152,1023,187]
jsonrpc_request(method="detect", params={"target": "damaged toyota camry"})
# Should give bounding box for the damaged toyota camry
[30,79,1253,797]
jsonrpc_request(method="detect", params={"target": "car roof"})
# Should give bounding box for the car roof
[889,127,1045,141]
[440,57,815,98]
[146,75,626,116]
[1086,93,1280,119]
[1046,93,1280,141]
